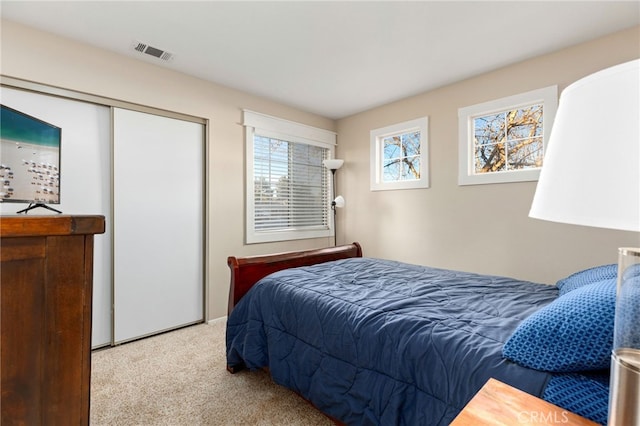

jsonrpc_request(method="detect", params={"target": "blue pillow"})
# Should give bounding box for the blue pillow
[543,372,610,425]
[556,264,617,295]
[503,279,615,372]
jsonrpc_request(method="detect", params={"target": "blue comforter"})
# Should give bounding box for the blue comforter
[226,257,558,425]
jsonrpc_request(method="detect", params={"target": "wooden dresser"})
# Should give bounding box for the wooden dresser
[1,215,105,425]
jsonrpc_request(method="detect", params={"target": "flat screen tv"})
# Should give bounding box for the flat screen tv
[0,104,62,213]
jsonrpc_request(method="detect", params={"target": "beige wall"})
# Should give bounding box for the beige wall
[3,19,639,321]
[1,19,336,320]
[336,26,640,284]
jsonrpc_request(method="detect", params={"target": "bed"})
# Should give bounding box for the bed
[226,243,615,425]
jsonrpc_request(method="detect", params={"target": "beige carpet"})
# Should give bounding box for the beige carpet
[90,319,333,425]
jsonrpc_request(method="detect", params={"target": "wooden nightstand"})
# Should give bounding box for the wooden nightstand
[451,378,599,426]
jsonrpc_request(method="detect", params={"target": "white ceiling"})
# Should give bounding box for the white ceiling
[2,1,639,119]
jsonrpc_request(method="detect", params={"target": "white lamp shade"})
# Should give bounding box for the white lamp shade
[323,159,344,171]
[334,195,345,208]
[530,59,640,232]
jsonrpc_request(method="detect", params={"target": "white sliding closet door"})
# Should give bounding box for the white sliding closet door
[1,87,112,348]
[113,108,204,343]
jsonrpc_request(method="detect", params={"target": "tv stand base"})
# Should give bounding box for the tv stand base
[16,203,62,214]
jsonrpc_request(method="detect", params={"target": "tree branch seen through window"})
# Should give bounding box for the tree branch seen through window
[473,104,543,174]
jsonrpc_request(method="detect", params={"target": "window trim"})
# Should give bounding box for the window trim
[458,86,558,186]
[243,110,337,244]
[370,117,429,191]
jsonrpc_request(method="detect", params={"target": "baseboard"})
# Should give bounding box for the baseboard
[208,316,227,325]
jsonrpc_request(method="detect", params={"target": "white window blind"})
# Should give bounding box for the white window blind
[253,135,328,231]
[244,110,336,243]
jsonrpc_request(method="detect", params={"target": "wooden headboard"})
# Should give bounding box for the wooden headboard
[226,242,363,315]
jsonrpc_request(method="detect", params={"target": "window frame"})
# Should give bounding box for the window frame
[370,117,429,191]
[243,110,337,244]
[458,86,558,186]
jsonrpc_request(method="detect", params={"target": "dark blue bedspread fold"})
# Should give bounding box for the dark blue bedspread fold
[226,257,558,425]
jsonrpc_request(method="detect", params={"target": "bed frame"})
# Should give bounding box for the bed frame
[226,242,363,315]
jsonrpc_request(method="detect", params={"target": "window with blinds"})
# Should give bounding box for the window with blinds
[253,135,329,232]
[243,110,337,244]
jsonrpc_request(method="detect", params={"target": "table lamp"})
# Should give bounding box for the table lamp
[529,59,639,425]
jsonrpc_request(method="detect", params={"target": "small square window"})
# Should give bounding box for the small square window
[371,117,429,191]
[458,86,557,185]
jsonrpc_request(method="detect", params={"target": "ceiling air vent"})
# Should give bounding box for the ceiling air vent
[132,41,174,62]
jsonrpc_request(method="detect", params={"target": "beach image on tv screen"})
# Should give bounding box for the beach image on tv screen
[0,105,61,204]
